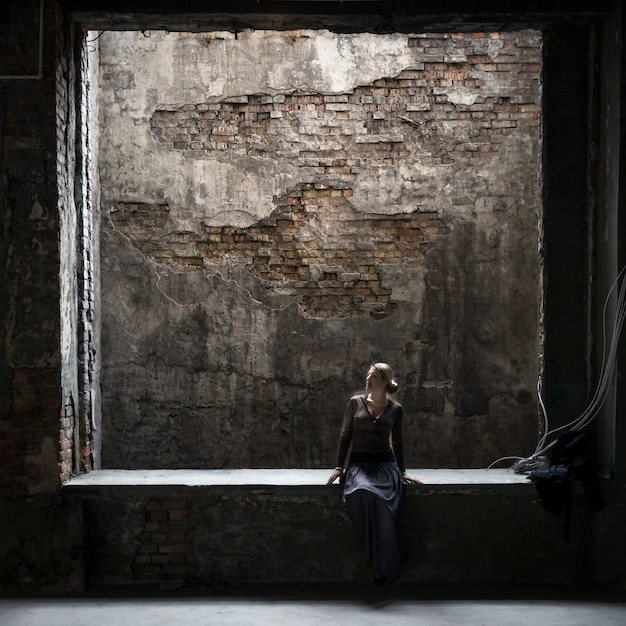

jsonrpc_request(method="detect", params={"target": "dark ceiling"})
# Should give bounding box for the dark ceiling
[62,0,613,32]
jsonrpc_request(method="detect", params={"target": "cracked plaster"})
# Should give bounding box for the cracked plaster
[97,29,542,469]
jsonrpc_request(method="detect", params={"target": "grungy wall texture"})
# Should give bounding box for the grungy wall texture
[79,489,591,587]
[97,29,542,469]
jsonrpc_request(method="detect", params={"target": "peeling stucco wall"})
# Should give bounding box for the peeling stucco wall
[97,29,542,469]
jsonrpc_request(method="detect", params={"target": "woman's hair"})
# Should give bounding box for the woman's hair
[372,362,399,394]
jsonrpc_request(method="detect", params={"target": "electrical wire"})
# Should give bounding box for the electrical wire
[489,265,626,474]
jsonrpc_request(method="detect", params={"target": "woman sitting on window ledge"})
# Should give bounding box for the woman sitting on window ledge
[327,362,422,585]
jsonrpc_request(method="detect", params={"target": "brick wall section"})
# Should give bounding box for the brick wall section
[132,497,197,582]
[60,396,76,480]
[150,33,539,165]
[55,9,74,487]
[151,82,535,165]
[111,188,449,319]
[76,31,98,473]
[136,31,539,319]
[54,22,98,479]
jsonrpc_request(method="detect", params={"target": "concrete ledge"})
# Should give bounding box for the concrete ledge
[57,468,600,586]
[61,468,534,497]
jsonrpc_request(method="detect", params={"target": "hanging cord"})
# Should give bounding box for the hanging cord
[489,266,626,473]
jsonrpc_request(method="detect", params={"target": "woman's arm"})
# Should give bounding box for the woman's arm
[391,406,405,471]
[392,407,423,485]
[326,398,355,485]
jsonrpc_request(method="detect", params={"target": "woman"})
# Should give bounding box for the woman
[327,363,422,585]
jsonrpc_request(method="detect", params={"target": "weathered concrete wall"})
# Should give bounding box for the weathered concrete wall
[97,29,542,469]
[75,487,593,586]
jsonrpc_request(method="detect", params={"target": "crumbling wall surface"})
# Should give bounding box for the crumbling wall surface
[97,30,542,469]
[80,489,590,586]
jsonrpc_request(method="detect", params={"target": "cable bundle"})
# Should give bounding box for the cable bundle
[490,266,626,474]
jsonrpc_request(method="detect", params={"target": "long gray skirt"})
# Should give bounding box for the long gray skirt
[342,460,405,582]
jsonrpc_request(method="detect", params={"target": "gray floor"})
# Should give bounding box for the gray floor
[2,583,625,626]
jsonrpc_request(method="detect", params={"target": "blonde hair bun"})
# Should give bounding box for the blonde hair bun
[372,362,399,394]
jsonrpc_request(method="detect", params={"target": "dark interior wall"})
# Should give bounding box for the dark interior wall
[587,3,626,585]
[0,0,85,591]
[542,24,593,432]
[0,1,66,499]
[75,486,593,587]
[1,0,625,592]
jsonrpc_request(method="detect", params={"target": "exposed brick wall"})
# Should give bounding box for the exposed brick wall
[53,18,99,480]
[123,32,539,322]
[55,6,75,487]
[76,27,99,473]
[132,497,197,582]
[150,33,539,165]
[151,80,537,166]
[111,186,450,319]
[59,396,76,481]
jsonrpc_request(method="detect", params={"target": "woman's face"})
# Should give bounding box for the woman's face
[365,367,386,393]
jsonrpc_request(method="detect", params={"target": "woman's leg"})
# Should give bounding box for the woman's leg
[345,488,403,583]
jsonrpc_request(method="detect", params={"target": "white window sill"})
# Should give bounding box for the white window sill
[61,468,534,497]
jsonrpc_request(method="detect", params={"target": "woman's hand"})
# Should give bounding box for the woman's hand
[326,468,343,485]
[403,475,423,485]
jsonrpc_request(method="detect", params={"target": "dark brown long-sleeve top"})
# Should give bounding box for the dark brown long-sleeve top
[335,394,406,473]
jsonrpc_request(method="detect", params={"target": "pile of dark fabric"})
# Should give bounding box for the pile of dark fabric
[528,429,605,540]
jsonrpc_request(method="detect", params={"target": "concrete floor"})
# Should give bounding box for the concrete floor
[1,583,625,626]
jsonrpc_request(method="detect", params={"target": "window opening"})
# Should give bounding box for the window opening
[86,28,544,471]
